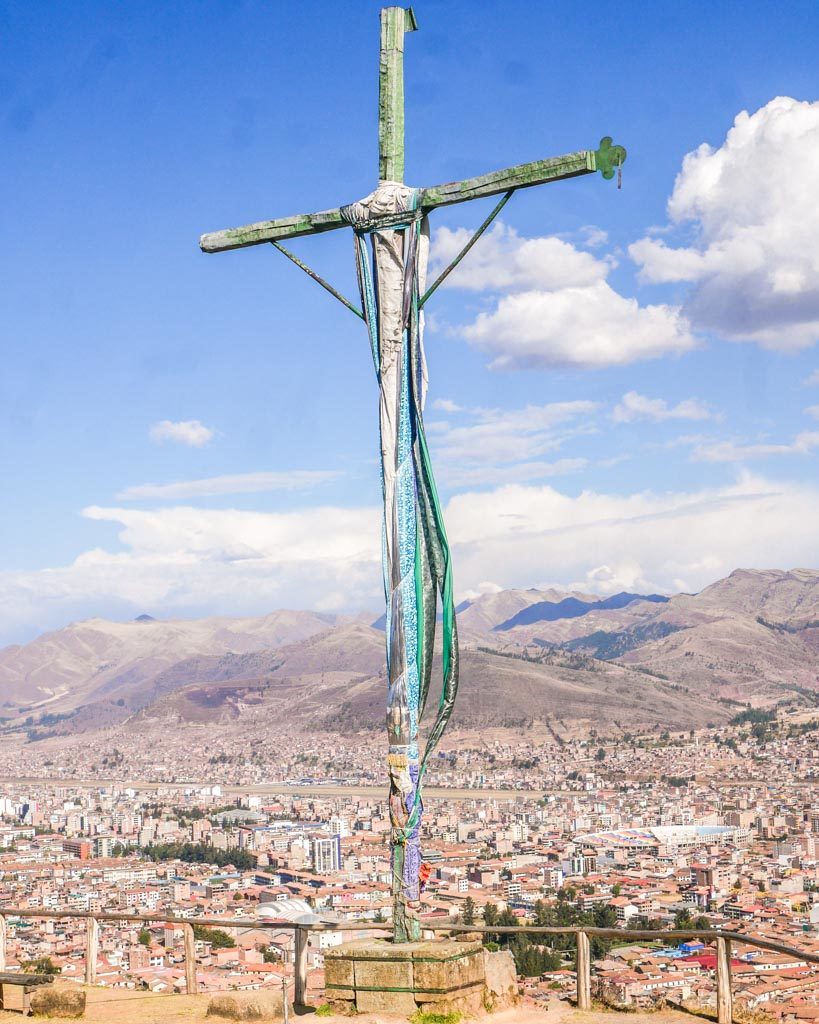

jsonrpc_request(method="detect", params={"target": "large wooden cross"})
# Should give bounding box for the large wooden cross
[200,7,625,945]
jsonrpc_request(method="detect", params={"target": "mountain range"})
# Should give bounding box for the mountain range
[1,568,818,741]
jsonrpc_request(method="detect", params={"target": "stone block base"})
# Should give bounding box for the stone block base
[30,987,87,1018]
[325,938,517,1016]
[206,990,287,1020]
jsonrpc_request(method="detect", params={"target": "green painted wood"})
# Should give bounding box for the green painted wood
[595,136,627,180]
[200,140,626,253]
[200,208,346,253]
[197,2,628,949]
[420,189,513,305]
[379,7,417,182]
[272,242,364,319]
[420,149,596,206]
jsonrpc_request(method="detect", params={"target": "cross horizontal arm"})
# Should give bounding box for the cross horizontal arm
[200,207,347,253]
[420,148,595,208]
[199,139,625,253]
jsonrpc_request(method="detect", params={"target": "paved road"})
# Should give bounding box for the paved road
[0,775,558,801]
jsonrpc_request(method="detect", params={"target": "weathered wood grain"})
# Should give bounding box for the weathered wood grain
[200,149,596,252]
[576,930,592,1010]
[200,207,346,253]
[421,149,596,206]
[716,936,733,1024]
[85,916,99,985]
[294,926,308,1007]
[0,973,53,987]
[379,7,417,182]
[183,923,197,994]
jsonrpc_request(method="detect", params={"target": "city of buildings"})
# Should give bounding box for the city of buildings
[0,711,816,1015]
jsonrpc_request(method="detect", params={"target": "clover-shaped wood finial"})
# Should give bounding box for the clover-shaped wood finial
[595,137,627,180]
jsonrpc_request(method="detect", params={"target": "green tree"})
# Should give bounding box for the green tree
[192,925,235,949]
[462,895,476,926]
[497,908,518,929]
[533,900,551,928]
[483,903,498,927]
[141,841,255,870]
[513,941,562,977]
[22,957,60,975]
[138,927,152,946]
[674,908,693,929]
[594,905,617,929]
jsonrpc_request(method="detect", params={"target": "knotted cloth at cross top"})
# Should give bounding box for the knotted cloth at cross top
[340,183,459,943]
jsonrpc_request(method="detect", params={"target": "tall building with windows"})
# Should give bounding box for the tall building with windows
[311,835,341,874]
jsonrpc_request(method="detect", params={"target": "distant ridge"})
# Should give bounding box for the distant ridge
[493,591,668,631]
[2,569,819,738]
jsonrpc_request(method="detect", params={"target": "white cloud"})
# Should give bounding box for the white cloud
[579,225,609,249]
[431,398,463,413]
[118,470,339,501]
[429,222,608,292]
[80,505,377,565]
[427,400,597,487]
[2,474,819,643]
[429,221,694,371]
[149,420,215,447]
[804,370,819,386]
[446,473,819,598]
[441,458,588,488]
[613,391,713,423]
[630,97,819,349]
[460,581,504,601]
[805,405,819,420]
[428,222,695,371]
[598,454,633,468]
[0,503,383,644]
[462,281,695,370]
[691,432,819,463]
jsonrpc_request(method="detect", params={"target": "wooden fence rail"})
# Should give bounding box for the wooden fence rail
[0,906,816,1018]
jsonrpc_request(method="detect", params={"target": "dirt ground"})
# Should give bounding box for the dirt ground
[0,983,710,1024]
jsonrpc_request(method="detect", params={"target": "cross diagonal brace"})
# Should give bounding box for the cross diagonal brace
[199,141,625,253]
[271,242,364,320]
[419,189,513,307]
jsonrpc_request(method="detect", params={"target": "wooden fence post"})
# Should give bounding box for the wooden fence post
[0,915,6,972]
[183,923,197,995]
[294,927,308,1007]
[85,917,99,985]
[576,929,591,1010]
[716,936,733,1024]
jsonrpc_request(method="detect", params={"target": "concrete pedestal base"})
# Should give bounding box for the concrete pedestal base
[325,938,517,1016]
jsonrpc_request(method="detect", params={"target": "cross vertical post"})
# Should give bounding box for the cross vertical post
[378,7,417,182]
[199,4,625,947]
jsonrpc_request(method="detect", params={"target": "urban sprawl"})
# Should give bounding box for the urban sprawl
[0,711,817,1017]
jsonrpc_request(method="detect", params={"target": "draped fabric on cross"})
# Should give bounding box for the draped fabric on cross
[341,183,459,938]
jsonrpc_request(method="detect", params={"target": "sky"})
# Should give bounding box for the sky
[2,0,819,645]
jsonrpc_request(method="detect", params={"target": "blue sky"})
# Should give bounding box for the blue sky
[2,0,819,643]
